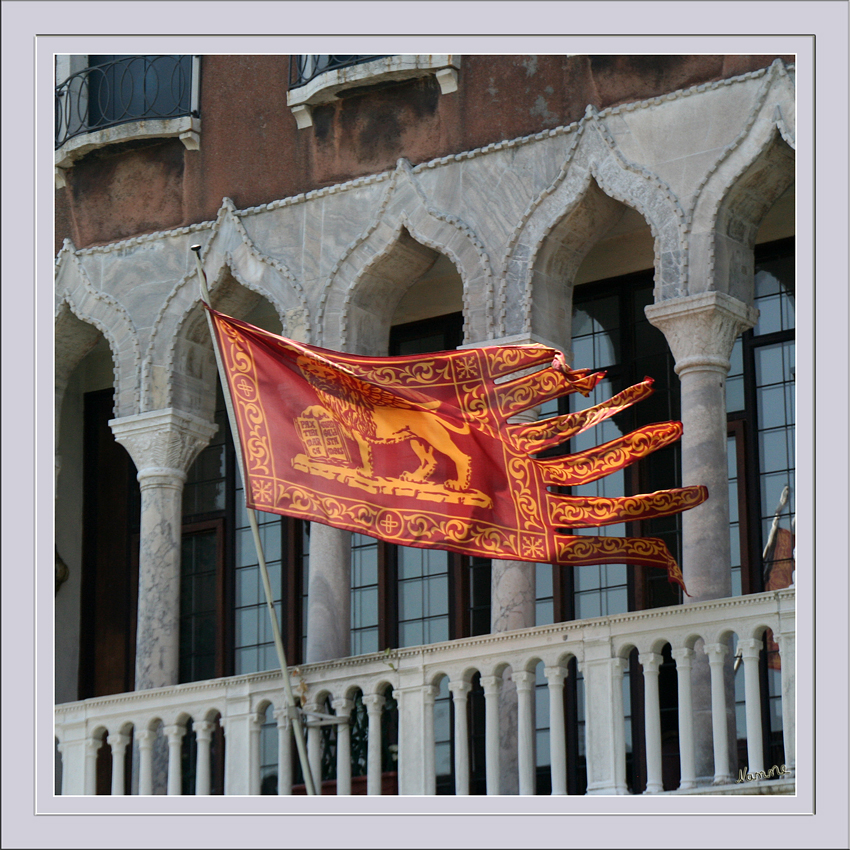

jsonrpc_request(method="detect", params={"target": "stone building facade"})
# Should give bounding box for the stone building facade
[55,54,796,797]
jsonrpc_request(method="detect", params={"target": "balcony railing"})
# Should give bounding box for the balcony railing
[288,55,389,90]
[55,56,195,150]
[54,588,795,796]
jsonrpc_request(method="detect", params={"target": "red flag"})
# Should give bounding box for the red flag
[208,307,707,593]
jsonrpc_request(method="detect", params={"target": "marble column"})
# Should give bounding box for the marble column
[363,693,385,795]
[305,703,323,795]
[490,395,538,795]
[107,732,130,796]
[164,723,186,795]
[645,292,758,602]
[638,652,663,793]
[83,737,99,796]
[306,524,351,663]
[513,670,537,795]
[193,720,214,795]
[645,292,757,782]
[248,712,263,795]
[331,698,354,795]
[448,681,472,795]
[274,708,293,795]
[480,675,502,795]
[110,409,217,690]
[775,628,796,776]
[739,637,765,774]
[137,728,156,795]
[422,685,438,795]
[543,665,568,795]
[705,642,733,784]
[671,647,697,790]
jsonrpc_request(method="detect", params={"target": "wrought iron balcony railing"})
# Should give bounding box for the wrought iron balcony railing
[55,55,195,150]
[289,55,389,89]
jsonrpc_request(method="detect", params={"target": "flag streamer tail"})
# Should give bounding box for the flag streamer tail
[555,534,689,595]
[536,421,684,486]
[504,378,656,453]
[547,485,708,528]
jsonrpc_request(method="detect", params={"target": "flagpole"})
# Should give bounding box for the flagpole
[191,245,317,796]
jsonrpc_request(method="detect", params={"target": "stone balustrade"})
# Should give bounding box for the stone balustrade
[55,588,795,796]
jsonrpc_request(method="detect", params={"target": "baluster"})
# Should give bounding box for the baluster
[363,694,385,795]
[137,729,156,795]
[513,671,536,795]
[610,657,628,794]
[164,724,186,795]
[305,703,323,795]
[83,736,99,796]
[248,713,263,795]
[705,643,732,784]
[671,647,697,790]
[194,721,214,795]
[107,732,130,796]
[448,681,471,795]
[775,630,795,776]
[422,685,437,795]
[274,708,293,795]
[480,675,501,795]
[543,666,568,796]
[332,699,354,795]
[639,652,663,793]
[739,637,765,774]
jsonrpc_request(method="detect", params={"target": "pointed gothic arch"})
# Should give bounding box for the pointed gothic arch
[503,118,688,347]
[688,64,796,302]
[318,161,494,351]
[145,202,309,417]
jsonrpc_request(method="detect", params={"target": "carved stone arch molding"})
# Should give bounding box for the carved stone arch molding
[687,60,796,302]
[503,113,687,344]
[54,242,141,421]
[318,159,495,353]
[144,199,310,423]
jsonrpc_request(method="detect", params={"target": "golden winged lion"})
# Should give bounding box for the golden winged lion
[296,355,472,491]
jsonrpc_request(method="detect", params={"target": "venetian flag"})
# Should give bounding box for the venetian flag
[207,306,708,593]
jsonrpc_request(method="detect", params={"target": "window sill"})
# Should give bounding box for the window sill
[287,55,460,130]
[55,115,201,189]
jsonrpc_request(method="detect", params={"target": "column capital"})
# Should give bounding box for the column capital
[479,675,502,695]
[611,656,628,674]
[422,684,439,706]
[136,729,157,748]
[448,680,472,699]
[362,694,385,713]
[107,732,131,751]
[738,637,764,659]
[331,698,354,717]
[704,643,729,665]
[110,408,218,480]
[638,651,663,674]
[164,723,187,743]
[544,665,569,685]
[273,707,293,729]
[645,291,758,375]
[194,720,215,742]
[512,670,536,692]
[671,646,696,667]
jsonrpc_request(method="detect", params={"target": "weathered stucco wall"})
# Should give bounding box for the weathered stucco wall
[55,54,793,249]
